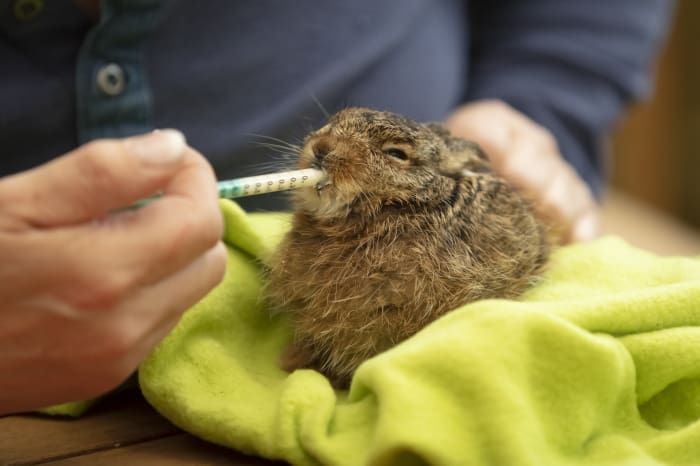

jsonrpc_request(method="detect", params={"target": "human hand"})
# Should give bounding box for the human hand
[0,130,226,414]
[444,100,599,243]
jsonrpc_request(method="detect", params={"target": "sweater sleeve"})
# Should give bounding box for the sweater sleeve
[465,0,675,196]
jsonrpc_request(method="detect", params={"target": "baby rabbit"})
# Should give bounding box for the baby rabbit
[266,107,550,388]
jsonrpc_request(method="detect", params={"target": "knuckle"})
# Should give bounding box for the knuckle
[95,328,140,367]
[201,203,224,246]
[178,205,223,250]
[498,152,526,178]
[533,127,559,152]
[209,242,228,282]
[98,327,137,361]
[75,140,123,191]
[72,271,133,312]
[541,177,577,221]
[542,173,566,200]
[154,207,222,270]
[169,215,198,253]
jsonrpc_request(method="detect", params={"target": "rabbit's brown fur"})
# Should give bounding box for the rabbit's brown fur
[266,108,549,388]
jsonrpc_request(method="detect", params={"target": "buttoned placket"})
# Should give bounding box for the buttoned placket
[75,0,164,143]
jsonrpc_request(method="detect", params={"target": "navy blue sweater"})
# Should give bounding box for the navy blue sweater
[0,0,673,210]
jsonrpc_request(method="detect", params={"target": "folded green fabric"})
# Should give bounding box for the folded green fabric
[139,199,700,466]
[38,399,95,417]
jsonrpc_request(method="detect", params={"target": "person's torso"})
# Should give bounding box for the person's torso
[0,0,469,210]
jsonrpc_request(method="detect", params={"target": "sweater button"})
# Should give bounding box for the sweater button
[96,63,126,97]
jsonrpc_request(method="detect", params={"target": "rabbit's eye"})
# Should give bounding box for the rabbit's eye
[383,148,408,160]
[381,142,413,162]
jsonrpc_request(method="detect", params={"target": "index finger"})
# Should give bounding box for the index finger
[0,131,188,229]
[98,146,223,285]
[31,148,225,305]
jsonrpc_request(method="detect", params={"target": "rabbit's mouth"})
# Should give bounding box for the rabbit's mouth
[303,158,331,192]
[310,161,331,191]
[295,179,357,220]
[315,177,332,192]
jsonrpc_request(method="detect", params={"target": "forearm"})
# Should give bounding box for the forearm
[465,0,675,196]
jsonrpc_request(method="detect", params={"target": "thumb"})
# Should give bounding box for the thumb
[0,130,187,228]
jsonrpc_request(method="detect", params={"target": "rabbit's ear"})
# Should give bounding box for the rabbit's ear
[427,123,492,177]
[425,122,451,139]
[447,138,489,162]
[425,123,489,161]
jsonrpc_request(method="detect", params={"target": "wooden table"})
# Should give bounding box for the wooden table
[0,391,286,466]
[2,190,699,466]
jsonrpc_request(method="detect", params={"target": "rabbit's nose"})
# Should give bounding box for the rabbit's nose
[313,140,332,162]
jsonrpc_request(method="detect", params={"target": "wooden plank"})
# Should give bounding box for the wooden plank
[42,433,288,466]
[0,391,179,466]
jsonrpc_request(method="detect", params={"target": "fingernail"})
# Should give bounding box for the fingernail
[127,129,186,165]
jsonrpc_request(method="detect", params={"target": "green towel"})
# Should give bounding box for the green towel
[138,199,700,466]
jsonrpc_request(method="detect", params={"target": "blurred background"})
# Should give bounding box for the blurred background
[602,0,700,255]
